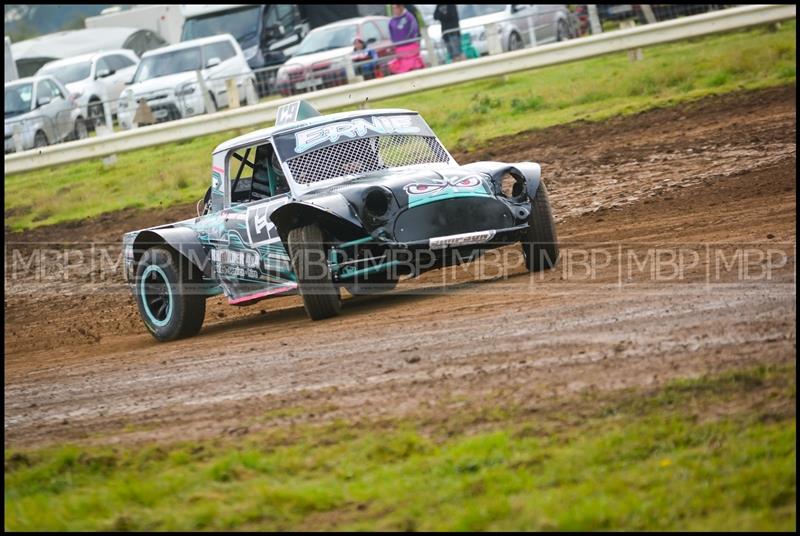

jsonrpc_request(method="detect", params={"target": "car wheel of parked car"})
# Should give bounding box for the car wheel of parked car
[134,246,206,342]
[521,180,559,272]
[508,31,524,51]
[74,118,88,141]
[288,223,342,320]
[557,19,570,41]
[33,131,48,148]
[88,99,104,130]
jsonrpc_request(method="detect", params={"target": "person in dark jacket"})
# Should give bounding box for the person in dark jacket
[434,4,464,62]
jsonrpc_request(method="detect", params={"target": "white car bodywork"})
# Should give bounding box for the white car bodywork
[37,50,140,125]
[4,75,85,153]
[117,34,257,129]
[420,4,573,62]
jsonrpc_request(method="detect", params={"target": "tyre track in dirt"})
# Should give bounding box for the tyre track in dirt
[4,85,796,448]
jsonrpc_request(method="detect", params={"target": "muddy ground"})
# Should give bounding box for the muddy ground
[4,85,796,448]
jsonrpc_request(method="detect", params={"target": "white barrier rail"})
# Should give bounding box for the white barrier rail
[5,4,795,175]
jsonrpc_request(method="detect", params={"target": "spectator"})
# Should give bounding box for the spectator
[434,4,464,62]
[352,37,380,80]
[388,4,425,74]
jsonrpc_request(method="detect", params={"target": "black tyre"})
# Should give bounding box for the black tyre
[522,180,559,272]
[87,99,104,130]
[134,246,206,341]
[344,270,400,297]
[557,19,569,42]
[508,31,524,51]
[74,118,88,140]
[287,223,341,320]
[33,131,48,148]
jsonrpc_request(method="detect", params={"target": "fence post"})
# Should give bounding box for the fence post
[587,4,602,34]
[197,70,214,113]
[420,25,439,66]
[226,78,240,109]
[527,15,537,47]
[486,23,503,55]
[621,20,643,61]
[12,123,23,153]
[95,123,117,168]
[640,4,657,24]
[102,97,113,131]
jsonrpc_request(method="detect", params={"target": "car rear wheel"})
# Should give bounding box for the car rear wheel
[508,31,524,51]
[74,118,88,141]
[557,19,569,41]
[33,131,48,148]
[134,246,206,341]
[87,99,104,130]
[521,180,559,272]
[288,223,342,320]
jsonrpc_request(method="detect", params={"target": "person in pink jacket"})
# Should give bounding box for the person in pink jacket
[388,4,425,74]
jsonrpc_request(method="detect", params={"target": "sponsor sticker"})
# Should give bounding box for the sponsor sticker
[429,230,496,250]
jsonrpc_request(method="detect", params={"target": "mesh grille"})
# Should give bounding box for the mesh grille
[286,135,450,185]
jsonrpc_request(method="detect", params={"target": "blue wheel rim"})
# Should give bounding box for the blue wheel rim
[140,265,173,327]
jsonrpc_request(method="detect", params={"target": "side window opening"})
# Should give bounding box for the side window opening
[228,141,288,205]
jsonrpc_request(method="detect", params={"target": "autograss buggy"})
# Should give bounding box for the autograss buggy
[123,100,559,341]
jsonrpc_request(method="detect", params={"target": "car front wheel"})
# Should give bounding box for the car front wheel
[134,246,206,341]
[288,223,342,320]
[521,180,559,272]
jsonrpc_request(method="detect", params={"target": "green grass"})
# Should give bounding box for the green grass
[4,21,796,231]
[5,364,795,531]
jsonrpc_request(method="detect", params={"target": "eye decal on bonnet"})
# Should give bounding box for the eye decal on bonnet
[404,175,483,196]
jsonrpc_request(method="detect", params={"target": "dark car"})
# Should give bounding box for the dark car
[123,100,559,341]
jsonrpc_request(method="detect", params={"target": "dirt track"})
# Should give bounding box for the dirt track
[4,85,796,448]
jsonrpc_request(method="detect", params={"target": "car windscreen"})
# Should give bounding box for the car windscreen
[458,5,505,18]
[5,83,34,118]
[133,47,203,83]
[181,6,261,43]
[273,114,449,186]
[38,61,92,85]
[293,24,357,56]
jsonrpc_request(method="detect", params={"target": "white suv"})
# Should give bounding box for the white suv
[37,50,140,129]
[117,34,258,129]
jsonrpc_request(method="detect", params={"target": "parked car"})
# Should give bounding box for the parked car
[181,5,385,96]
[116,34,258,129]
[420,4,574,62]
[275,16,396,96]
[5,75,87,154]
[122,100,559,341]
[11,27,166,78]
[36,50,140,130]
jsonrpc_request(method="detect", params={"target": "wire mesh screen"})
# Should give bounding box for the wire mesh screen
[285,135,451,185]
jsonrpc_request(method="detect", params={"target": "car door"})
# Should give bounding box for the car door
[36,79,72,142]
[372,18,395,59]
[202,40,239,107]
[105,54,139,105]
[203,143,294,302]
[532,4,557,43]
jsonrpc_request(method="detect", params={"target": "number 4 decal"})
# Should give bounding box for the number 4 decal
[246,198,287,245]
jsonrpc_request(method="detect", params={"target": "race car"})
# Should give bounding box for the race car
[123,100,559,341]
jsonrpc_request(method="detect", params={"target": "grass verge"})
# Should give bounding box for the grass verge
[5,364,796,531]
[4,21,796,231]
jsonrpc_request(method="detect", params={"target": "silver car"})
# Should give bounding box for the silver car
[37,50,140,129]
[420,4,574,62]
[4,75,86,154]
